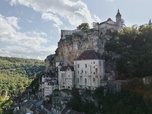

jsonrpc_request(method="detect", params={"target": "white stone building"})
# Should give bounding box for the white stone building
[40,75,58,99]
[58,65,74,90]
[74,50,105,90]
[98,10,123,33]
[60,10,123,40]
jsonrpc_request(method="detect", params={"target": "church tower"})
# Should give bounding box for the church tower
[116,9,122,29]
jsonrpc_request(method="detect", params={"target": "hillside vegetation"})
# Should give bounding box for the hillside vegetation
[0,57,45,114]
[105,24,152,79]
[67,24,152,114]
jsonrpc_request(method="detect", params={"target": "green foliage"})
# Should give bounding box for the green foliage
[93,82,152,114]
[105,25,152,78]
[68,88,82,111]
[68,88,98,114]
[68,81,152,114]
[0,96,13,114]
[0,56,44,113]
[77,23,90,31]
[0,56,45,78]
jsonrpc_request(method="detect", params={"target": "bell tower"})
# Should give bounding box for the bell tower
[116,9,122,28]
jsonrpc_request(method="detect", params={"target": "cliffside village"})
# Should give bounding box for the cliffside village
[13,10,135,114]
[40,10,123,99]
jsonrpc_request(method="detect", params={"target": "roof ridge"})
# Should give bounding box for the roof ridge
[76,50,102,60]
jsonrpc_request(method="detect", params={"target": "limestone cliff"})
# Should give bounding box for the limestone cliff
[45,28,113,74]
[45,10,124,73]
[57,29,105,65]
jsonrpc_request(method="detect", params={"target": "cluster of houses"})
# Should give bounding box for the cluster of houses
[40,10,124,99]
[40,50,106,99]
[11,10,152,114]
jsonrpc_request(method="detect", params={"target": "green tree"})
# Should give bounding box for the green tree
[77,23,90,31]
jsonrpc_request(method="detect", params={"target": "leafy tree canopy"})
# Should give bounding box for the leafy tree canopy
[105,24,152,78]
[77,23,90,31]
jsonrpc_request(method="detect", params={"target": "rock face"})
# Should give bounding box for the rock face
[57,29,105,66]
[45,10,123,73]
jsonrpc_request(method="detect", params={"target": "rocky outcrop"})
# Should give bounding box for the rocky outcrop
[57,29,106,66]
[45,10,124,73]
[45,28,117,73]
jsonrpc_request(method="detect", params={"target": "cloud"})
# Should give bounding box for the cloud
[6,16,20,29]
[93,14,101,22]
[10,0,100,27]
[0,45,57,60]
[0,14,56,60]
[42,12,63,28]
[6,0,102,59]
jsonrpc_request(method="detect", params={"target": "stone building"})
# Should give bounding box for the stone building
[55,10,123,66]
[98,9,123,33]
[44,10,124,92]
[74,50,105,90]
[40,74,58,99]
[58,65,74,90]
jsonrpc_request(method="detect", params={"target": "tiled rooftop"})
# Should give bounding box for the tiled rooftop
[76,50,102,60]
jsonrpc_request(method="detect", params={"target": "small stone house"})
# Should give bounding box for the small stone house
[58,65,74,90]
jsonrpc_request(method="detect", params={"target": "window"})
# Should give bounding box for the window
[85,78,87,84]
[95,68,98,73]
[85,71,87,74]
[78,78,79,83]
[78,64,79,68]
[78,70,79,74]
[81,70,83,73]
[94,72,95,75]
[95,68,98,71]
[85,64,87,68]
[94,61,95,64]
[93,78,95,82]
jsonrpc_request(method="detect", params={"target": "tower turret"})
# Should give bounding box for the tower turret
[116,9,122,29]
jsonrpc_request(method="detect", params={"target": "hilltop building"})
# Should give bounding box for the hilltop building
[74,50,104,90]
[61,10,123,39]
[42,10,124,97]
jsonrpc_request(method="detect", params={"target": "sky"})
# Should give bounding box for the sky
[0,0,152,60]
